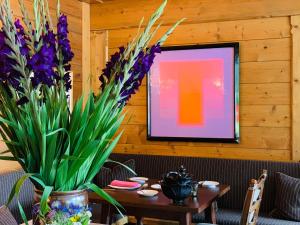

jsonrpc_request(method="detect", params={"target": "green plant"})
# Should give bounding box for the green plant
[0,0,182,223]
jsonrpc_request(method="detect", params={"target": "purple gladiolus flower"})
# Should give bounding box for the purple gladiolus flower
[14,19,30,58]
[99,46,125,90]
[119,44,161,105]
[57,14,74,91]
[29,43,57,87]
[29,22,60,88]
[0,30,22,91]
[99,44,161,106]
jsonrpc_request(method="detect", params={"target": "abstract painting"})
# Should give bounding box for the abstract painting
[147,43,239,142]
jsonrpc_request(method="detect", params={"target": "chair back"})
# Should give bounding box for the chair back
[240,170,267,225]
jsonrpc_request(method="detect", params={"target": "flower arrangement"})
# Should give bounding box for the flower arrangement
[33,202,92,225]
[0,0,182,224]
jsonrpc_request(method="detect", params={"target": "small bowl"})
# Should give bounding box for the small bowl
[137,189,158,197]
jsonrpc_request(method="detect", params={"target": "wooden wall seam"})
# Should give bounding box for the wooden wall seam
[82,2,91,103]
[90,31,108,95]
[291,15,300,161]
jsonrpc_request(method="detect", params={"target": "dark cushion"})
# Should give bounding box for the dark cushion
[109,153,300,213]
[94,159,136,188]
[111,159,136,181]
[93,167,112,188]
[271,173,300,221]
[0,170,34,223]
[0,206,18,225]
[193,209,300,225]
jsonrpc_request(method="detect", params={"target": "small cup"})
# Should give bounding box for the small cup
[191,181,199,197]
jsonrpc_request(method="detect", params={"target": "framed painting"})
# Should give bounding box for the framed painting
[147,43,240,143]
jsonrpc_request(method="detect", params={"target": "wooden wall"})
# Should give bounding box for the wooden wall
[90,0,300,161]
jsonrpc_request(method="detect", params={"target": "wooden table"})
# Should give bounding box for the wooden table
[89,184,230,225]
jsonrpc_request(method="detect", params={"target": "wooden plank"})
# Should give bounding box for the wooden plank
[90,31,108,95]
[114,144,290,161]
[108,17,291,48]
[90,0,300,30]
[73,81,82,101]
[69,33,83,52]
[123,105,290,128]
[71,64,83,82]
[10,0,82,19]
[291,16,300,161]
[10,3,82,34]
[108,38,291,63]
[240,61,290,84]
[240,83,290,105]
[240,105,290,128]
[82,2,91,103]
[240,38,291,62]
[118,124,290,150]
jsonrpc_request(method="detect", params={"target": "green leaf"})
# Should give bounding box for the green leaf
[85,183,124,216]
[85,131,123,183]
[40,186,53,215]
[6,173,32,206]
[18,201,29,225]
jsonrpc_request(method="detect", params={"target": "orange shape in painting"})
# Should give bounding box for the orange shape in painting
[159,59,224,126]
[178,71,203,125]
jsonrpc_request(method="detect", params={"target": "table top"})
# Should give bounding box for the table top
[89,184,230,214]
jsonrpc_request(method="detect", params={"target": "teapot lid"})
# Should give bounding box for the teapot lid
[178,165,192,179]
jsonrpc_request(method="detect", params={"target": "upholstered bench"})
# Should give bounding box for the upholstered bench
[2,155,300,225]
[0,169,33,224]
[103,153,300,225]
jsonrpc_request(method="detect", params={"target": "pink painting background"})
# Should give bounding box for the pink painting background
[149,47,235,139]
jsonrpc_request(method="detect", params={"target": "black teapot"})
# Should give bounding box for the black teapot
[161,165,192,204]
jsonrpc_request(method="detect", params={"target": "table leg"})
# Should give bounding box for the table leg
[100,203,111,224]
[179,212,192,225]
[136,216,143,225]
[204,201,217,224]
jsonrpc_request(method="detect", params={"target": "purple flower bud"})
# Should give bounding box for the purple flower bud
[118,44,161,105]
[57,14,74,91]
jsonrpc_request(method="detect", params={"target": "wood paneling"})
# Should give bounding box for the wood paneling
[91,0,300,30]
[90,31,108,95]
[291,16,300,161]
[114,144,290,161]
[82,2,91,103]
[108,38,291,63]
[107,17,291,48]
[90,1,296,161]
